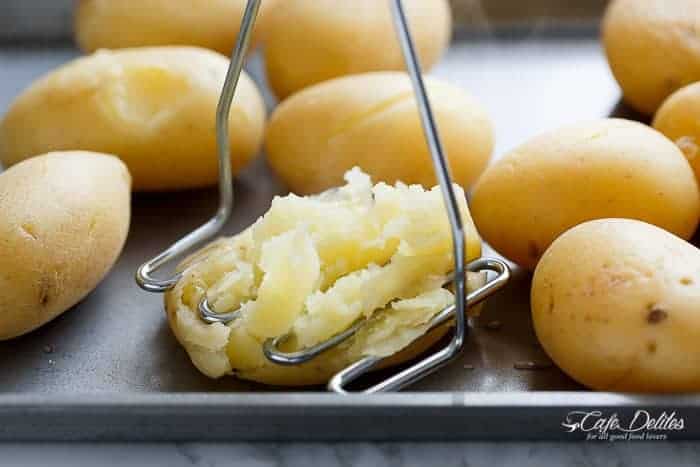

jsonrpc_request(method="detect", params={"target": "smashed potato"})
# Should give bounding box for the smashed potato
[165,169,483,385]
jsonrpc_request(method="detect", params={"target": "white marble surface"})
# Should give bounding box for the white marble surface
[1,443,700,467]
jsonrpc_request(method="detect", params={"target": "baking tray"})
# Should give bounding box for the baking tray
[2,2,700,441]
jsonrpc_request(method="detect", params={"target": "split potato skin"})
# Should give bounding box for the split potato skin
[0,151,131,340]
[0,47,265,191]
[602,0,700,115]
[75,0,278,55]
[653,82,700,182]
[532,219,700,393]
[265,72,493,195]
[471,119,700,270]
[165,169,483,385]
[264,0,452,99]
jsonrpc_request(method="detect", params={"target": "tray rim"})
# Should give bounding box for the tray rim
[3,392,700,441]
[4,391,700,408]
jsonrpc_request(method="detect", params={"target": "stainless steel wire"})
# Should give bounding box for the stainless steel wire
[263,258,510,367]
[135,0,262,293]
[327,258,510,393]
[353,0,472,392]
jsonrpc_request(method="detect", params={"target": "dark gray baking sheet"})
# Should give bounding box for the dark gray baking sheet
[1,24,699,440]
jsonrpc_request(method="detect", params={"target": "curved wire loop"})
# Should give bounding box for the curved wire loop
[328,258,510,394]
[262,259,510,366]
[135,0,262,293]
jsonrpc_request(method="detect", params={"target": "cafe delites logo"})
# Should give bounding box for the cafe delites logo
[562,410,686,441]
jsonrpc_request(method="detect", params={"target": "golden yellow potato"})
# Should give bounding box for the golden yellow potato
[75,0,278,55]
[654,81,700,183]
[265,72,493,195]
[165,169,484,385]
[0,47,265,191]
[0,151,131,340]
[264,0,452,99]
[532,219,700,393]
[602,0,700,115]
[471,119,700,270]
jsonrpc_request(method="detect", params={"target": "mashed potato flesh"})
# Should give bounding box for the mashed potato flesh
[166,169,482,384]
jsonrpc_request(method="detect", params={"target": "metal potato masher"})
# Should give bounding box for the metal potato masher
[135,0,511,393]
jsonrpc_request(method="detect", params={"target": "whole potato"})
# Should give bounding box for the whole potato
[602,0,700,115]
[654,81,700,182]
[0,47,265,191]
[532,219,700,393]
[0,151,131,340]
[470,119,700,270]
[264,0,452,99]
[265,72,493,195]
[75,0,278,55]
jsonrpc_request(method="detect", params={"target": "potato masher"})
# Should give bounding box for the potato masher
[136,0,511,393]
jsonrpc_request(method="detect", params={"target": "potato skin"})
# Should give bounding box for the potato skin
[602,0,700,115]
[264,0,452,99]
[0,47,265,191]
[265,72,493,194]
[75,0,278,55]
[653,82,700,182]
[0,151,131,340]
[532,219,700,393]
[471,119,700,270]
